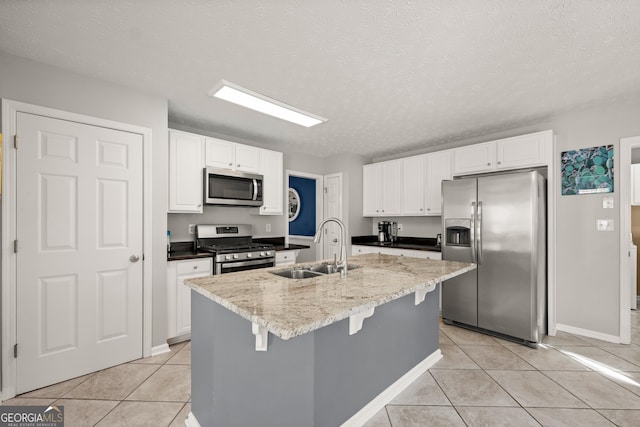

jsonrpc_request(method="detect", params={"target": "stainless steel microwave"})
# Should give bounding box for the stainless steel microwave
[204,167,263,206]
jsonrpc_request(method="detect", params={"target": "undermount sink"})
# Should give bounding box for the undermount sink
[271,263,358,279]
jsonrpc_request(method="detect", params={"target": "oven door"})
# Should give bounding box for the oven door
[216,258,274,275]
[204,167,263,206]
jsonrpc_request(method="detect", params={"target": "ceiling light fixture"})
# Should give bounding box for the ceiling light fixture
[208,80,327,127]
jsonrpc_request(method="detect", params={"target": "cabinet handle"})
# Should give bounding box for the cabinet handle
[197,204,202,208]
[487,162,491,166]
[497,161,501,165]
[420,208,423,211]
[193,266,198,270]
[237,164,241,167]
[427,208,431,211]
[228,163,232,166]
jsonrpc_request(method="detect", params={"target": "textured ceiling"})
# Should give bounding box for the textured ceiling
[1,0,640,157]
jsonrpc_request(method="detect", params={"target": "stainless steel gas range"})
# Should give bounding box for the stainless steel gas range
[196,224,276,275]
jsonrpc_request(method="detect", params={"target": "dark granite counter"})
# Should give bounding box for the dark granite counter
[253,237,311,251]
[351,235,441,252]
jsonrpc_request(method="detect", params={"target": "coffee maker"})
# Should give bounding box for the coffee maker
[377,221,398,244]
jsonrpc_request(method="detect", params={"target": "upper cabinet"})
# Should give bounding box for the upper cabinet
[425,150,452,215]
[258,149,284,215]
[169,129,283,215]
[363,160,402,216]
[168,130,204,213]
[364,130,552,217]
[453,130,551,176]
[205,137,260,173]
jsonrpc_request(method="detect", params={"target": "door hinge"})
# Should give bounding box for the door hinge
[324,187,328,194]
[14,134,18,149]
[13,344,17,358]
[13,239,18,253]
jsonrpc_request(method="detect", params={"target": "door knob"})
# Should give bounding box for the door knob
[130,255,140,263]
[333,238,338,243]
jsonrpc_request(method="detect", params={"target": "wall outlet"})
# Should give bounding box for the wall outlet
[188,224,196,234]
[266,223,271,233]
[397,224,403,232]
[596,219,614,231]
[603,196,614,209]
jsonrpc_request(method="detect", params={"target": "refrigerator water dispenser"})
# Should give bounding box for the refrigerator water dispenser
[445,219,471,247]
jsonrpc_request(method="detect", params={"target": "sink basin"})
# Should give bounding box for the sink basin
[271,263,359,279]
[271,269,325,279]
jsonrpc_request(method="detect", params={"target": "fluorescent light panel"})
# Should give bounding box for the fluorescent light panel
[208,80,327,127]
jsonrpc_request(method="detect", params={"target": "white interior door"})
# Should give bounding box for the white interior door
[323,173,343,261]
[16,112,143,393]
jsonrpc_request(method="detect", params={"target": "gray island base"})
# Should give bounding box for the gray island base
[185,254,475,427]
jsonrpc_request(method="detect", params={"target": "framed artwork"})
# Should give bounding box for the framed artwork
[561,145,614,195]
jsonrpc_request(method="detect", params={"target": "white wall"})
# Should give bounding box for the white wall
[0,51,170,347]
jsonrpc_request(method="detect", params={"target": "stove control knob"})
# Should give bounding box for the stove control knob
[225,255,231,260]
[247,253,253,258]
[266,251,273,256]
[233,254,239,259]
[260,252,265,256]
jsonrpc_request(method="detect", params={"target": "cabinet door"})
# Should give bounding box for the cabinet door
[496,131,549,170]
[363,164,381,216]
[174,259,212,338]
[275,250,298,266]
[452,142,495,176]
[381,160,402,215]
[169,130,204,213]
[425,150,452,215]
[259,149,284,215]
[235,144,260,173]
[402,155,426,215]
[351,245,380,255]
[205,137,235,169]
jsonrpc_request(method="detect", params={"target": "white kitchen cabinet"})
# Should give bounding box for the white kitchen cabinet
[425,150,452,215]
[167,258,213,340]
[258,149,284,215]
[363,160,402,216]
[632,164,640,206]
[276,250,298,266]
[168,130,204,213]
[402,155,426,215]
[352,245,441,260]
[453,141,495,175]
[453,130,551,176]
[205,137,260,173]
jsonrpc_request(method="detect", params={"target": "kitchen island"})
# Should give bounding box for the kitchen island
[185,253,475,427]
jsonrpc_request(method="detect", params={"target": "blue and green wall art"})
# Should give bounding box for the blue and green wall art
[561,145,614,195]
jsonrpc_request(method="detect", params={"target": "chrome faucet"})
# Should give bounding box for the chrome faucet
[313,217,348,277]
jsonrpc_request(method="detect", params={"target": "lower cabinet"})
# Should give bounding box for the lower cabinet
[275,250,298,266]
[351,245,441,260]
[167,258,213,341]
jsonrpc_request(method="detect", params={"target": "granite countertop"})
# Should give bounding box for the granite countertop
[253,237,311,251]
[186,253,475,340]
[351,235,441,252]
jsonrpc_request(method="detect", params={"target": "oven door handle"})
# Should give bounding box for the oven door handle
[220,259,273,269]
[252,179,258,201]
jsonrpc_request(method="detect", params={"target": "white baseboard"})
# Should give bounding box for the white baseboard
[151,343,170,357]
[556,323,621,344]
[185,412,201,427]
[341,349,443,427]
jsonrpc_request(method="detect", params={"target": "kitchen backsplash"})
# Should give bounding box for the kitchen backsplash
[370,216,442,238]
[168,206,286,241]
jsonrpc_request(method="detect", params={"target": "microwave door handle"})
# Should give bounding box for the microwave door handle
[252,179,258,201]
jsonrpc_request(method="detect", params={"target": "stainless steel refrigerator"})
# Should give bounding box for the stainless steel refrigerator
[441,170,546,346]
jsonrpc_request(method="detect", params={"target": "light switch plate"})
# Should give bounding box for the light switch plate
[603,196,614,209]
[397,224,403,232]
[266,223,271,232]
[188,224,196,234]
[597,219,614,231]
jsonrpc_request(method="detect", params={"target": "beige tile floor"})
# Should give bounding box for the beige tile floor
[4,312,640,426]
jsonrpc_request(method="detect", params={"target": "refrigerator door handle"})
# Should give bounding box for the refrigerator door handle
[477,201,483,265]
[471,201,477,263]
